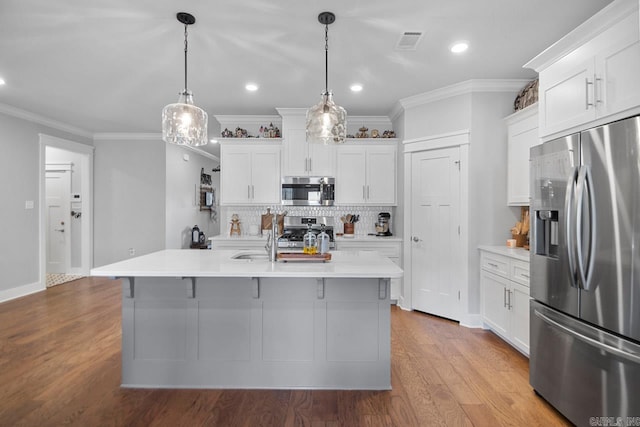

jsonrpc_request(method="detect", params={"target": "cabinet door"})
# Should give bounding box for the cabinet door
[597,14,640,118]
[336,146,367,204]
[283,128,308,176]
[539,58,596,137]
[509,282,531,356]
[220,146,252,205]
[251,146,281,204]
[507,112,538,206]
[308,143,336,176]
[366,146,396,205]
[481,270,509,338]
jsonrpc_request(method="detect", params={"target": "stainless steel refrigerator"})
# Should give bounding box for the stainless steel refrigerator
[530,115,640,425]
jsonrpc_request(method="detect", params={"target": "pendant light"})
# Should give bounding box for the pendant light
[162,12,208,146]
[306,12,347,144]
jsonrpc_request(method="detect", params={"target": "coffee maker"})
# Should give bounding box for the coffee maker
[375,212,392,236]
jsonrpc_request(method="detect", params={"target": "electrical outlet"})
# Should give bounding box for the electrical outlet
[128,248,135,256]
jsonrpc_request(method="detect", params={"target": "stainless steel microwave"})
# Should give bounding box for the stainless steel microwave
[281,176,335,206]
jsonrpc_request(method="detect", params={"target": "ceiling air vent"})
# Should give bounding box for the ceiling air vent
[396,31,423,51]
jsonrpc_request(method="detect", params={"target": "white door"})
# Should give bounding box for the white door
[46,170,71,274]
[410,147,461,320]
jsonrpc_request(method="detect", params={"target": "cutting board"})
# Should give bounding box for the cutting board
[277,252,332,262]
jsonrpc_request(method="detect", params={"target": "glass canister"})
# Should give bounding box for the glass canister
[303,224,318,254]
[317,224,330,255]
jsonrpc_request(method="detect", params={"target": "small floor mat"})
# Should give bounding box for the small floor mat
[46,273,84,288]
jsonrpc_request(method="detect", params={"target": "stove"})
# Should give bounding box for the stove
[277,216,335,249]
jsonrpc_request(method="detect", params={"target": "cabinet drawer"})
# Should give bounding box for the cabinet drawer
[481,254,508,278]
[336,241,400,258]
[510,260,531,286]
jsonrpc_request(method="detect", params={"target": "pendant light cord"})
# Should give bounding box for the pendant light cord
[184,24,189,92]
[324,24,329,95]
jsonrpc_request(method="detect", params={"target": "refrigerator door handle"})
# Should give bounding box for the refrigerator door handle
[575,166,597,291]
[565,166,580,288]
[534,309,640,364]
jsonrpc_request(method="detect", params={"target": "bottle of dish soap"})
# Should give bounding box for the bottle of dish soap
[303,223,317,255]
[317,224,329,255]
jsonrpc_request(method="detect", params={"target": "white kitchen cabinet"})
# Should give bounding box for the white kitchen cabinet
[336,238,402,301]
[220,142,281,205]
[529,3,640,138]
[335,143,397,205]
[480,248,531,356]
[505,104,539,206]
[282,127,335,177]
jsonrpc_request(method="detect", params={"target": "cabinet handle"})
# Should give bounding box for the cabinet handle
[595,76,603,104]
[309,158,312,172]
[503,288,507,308]
[488,262,498,268]
[252,185,255,199]
[304,158,308,172]
[367,185,370,199]
[247,185,251,199]
[585,78,594,109]
[363,186,366,200]
[508,290,513,310]
[521,273,530,279]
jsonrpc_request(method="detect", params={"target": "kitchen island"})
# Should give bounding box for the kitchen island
[90,249,403,390]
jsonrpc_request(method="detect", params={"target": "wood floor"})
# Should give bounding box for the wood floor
[0,277,570,426]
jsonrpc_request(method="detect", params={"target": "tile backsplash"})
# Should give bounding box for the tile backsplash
[219,206,394,236]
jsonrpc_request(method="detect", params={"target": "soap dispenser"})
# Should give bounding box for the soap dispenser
[303,223,317,255]
[317,224,330,254]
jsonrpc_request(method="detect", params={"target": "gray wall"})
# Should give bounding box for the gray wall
[0,111,91,298]
[93,138,166,266]
[165,144,220,249]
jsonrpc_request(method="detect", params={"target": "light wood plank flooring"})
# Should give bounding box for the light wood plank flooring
[0,277,570,426]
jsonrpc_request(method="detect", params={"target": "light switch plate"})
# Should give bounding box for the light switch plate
[25,200,34,209]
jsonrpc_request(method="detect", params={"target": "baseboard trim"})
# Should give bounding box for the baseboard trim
[459,313,483,329]
[0,281,45,304]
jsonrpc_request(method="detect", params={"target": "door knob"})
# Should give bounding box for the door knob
[412,236,421,242]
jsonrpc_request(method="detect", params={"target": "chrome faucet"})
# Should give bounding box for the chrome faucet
[265,215,278,262]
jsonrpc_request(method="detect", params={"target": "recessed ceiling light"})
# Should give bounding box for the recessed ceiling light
[245,83,258,92]
[350,84,363,92]
[450,41,469,54]
[0,77,5,85]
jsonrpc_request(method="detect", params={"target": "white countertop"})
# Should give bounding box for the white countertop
[210,234,403,243]
[478,245,530,262]
[91,249,404,279]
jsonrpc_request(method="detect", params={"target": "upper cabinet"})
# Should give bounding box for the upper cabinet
[219,141,281,205]
[277,108,336,177]
[505,104,539,206]
[525,0,640,139]
[335,142,397,205]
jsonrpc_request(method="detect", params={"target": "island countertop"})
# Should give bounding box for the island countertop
[90,249,403,279]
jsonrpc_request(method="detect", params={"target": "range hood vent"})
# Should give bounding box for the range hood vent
[396,31,423,50]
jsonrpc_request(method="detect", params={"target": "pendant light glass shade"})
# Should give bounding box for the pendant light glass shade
[306,92,346,144]
[162,12,208,147]
[306,12,347,144]
[162,90,208,146]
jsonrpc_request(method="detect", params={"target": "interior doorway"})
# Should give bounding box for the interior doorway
[39,135,94,288]
[410,146,461,321]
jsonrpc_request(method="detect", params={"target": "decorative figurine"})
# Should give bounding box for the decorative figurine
[356,126,369,138]
[230,213,241,236]
[382,130,396,138]
[371,129,379,138]
[221,128,233,138]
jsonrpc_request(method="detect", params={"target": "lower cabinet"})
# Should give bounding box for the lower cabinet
[480,249,531,356]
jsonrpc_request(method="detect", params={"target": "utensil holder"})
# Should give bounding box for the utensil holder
[344,223,354,235]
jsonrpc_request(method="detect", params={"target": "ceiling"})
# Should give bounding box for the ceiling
[0,0,612,150]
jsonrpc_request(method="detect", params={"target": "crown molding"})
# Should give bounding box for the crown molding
[349,116,392,126]
[0,103,93,138]
[213,115,281,126]
[93,133,160,141]
[398,79,531,111]
[524,0,637,72]
[275,108,306,117]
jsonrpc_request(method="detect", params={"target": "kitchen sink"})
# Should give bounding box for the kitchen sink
[230,252,269,261]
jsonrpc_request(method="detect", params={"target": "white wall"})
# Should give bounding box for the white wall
[399,88,521,319]
[165,144,220,249]
[0,111,92,301]
[93,138,166,266]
